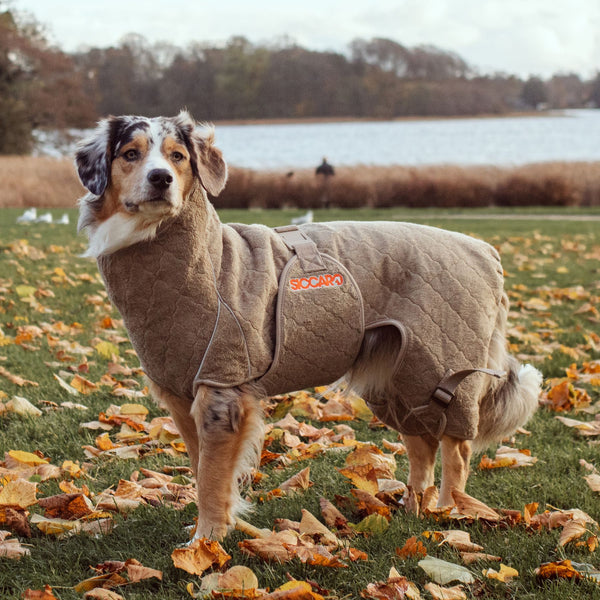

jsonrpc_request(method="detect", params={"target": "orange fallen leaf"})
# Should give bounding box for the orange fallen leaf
[171,538,231,575]
[535,559,582,580]
[396,535,427,559]
[21,586,58,600]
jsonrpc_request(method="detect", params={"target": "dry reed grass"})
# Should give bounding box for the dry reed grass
[0,157,85,208]
[1,156,599,209]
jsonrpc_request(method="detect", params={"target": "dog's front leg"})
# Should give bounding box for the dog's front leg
[191,386,264,540]
[439,435,472,507]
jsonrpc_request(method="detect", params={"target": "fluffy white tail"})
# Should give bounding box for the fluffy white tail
[473,358,542,453]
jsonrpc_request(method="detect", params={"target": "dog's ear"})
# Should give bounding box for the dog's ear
[175,110,228,197]
[75,118,112,196]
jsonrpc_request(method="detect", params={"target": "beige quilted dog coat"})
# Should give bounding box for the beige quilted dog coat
[98,186,505,441]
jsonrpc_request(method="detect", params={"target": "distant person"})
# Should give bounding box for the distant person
[315,157,335,177]
[315,158,334,208]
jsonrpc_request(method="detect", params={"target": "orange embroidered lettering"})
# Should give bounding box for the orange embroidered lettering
[289,273,345,291]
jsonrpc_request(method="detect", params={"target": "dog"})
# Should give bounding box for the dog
[75,111,541,541]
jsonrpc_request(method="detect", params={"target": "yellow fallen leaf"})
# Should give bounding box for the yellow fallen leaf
[8,450,49,467]
[483,564,519,582]
[6,395,42,416]
[0,479,38,508]
[70,375,98,395]
[95,341,120,359]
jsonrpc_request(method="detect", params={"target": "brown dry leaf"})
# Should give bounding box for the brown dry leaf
[21,586,58,600]
[83,589,125,600]
[585,473,600,492]
[0,530,30,558]
[239,529,302,563]
[216,565,260,593]
[0,366,39,387]
[319,497,353,537]
[279,467,312,493]
[424,582,466,600]
[559,520,589,547]
[38,493,94,520]
[436,530,484,552]
[396,535,427,559]
[479,446,537,469]
[122,558,163,584]
[171,538,231,575]
[555,415,600,436]
[299,509,341,547]
[451,490,501,522]
[74,573,127,594]
[460,552,501,565]
[351,489,391,518]
[360,576,413,600]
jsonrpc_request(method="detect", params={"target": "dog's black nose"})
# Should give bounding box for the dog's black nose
[147,169,173,189]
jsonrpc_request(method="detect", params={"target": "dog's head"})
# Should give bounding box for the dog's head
[75,110,227,257]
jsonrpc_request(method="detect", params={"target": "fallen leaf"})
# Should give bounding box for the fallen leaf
[483,564,519,582]
[424,582,466,600]
[21,586,58,599]
[83,589,124,600]
[451,490,501,521]
[396,536,427,559]
[0,530,30,559]
[0,479,38,509]
[171,538,231,575]
[418,556,475,585]
[559,520,589,547]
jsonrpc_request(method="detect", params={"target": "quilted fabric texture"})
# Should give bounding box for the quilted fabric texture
[98,186,505,440]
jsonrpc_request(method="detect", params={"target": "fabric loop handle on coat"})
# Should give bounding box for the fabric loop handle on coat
[274,225,326,273]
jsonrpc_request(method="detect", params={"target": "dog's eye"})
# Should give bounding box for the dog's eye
[122,149,139,162]
[171,151,185,162]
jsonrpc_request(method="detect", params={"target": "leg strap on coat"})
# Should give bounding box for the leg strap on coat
[404,367,506,439]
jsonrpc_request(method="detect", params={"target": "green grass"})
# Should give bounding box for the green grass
[1,207,600,599]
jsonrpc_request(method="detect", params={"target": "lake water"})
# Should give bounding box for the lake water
[41,109,600,170]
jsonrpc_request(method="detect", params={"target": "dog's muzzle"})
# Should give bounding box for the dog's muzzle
[148,168,173,190]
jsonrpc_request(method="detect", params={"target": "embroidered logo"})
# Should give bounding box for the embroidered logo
[289,273,344,291]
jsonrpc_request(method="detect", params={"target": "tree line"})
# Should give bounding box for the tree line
[2,3,599,154]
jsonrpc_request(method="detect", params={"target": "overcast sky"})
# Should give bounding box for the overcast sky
[12,0,600,79]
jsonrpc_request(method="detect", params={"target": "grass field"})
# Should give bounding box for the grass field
[1,207,599,599]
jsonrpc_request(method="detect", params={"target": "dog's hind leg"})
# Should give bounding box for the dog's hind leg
[403,433,439,495]
[192,385,264,540]
[439,435,472,507]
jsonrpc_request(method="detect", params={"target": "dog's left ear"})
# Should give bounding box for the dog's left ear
[175,110,228,197]
[74,118,112,196]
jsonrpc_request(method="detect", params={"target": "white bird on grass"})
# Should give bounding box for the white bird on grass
[291,210,313,225]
